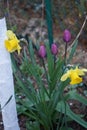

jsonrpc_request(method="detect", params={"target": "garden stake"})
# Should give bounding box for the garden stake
[44,0,53,47]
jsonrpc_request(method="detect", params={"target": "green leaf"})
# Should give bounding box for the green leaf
[11,54,18,73]
[60,127,73,130]
[26,121,40,130]
[14,74,37,104]
[17,103,27,115]
[51,57,64,87]
[56,101,87,128]
[45,43,54,78]
[28,42,49,98]
[68,39,78,63]
[68,90,87,106]
[28,40,36,65]
[23,47,28,61]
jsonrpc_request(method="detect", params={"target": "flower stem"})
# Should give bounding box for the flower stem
[64,42,67,66]
[42,58,49,84]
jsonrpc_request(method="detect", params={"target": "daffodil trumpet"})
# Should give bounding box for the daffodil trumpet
[5,30,21,54]
[61,66,87,85]
[0,18,20,130]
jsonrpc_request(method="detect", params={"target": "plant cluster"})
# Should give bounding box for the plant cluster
[4,28,87,130]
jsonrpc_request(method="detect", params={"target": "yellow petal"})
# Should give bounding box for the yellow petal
[82,69,87,72]
[61,72,69,81]
[5,29,21,54]
[70,77,82,85]
[7,30,16,40]
[5,38,21,54]
[70,71,82,84]
[70,71,79,79]
[17,45,21,55]
[61,66,87,85]
[5,40,14,52]
[75,67,85,76]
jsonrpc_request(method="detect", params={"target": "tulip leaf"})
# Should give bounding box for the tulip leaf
[68,39,78,63]
[56,101,87,128]
[51,57,64,87]
[67,90,87,105]
[60,127,73,130]
[11,54,19,73]
[45,43,54,78]
[28,40,36,65]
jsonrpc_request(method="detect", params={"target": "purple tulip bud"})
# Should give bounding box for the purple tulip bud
[38,45,46,58]
[63,29,71,42]
[51,43,58,55]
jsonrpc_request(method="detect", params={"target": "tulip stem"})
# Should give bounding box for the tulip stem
[54,55,57,68]
[42,59,49,85]
[64,42,68,66]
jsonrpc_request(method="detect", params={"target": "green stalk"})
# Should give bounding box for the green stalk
[44,0,53,47]
[64,42,68,66]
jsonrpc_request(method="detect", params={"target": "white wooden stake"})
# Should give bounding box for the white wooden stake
[0,18,20,130]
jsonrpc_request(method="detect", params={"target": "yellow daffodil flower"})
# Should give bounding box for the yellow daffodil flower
[61,66,87,85]
[5,30,21,54]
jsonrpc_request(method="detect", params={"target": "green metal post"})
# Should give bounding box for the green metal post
[44,0,53,47]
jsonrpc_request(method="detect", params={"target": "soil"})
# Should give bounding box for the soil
[1,1,87,130]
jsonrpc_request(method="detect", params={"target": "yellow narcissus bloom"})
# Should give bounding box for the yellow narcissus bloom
[61,66,87,85]
[5,30,21,54]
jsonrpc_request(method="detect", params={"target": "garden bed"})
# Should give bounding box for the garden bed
[1,1,87,130]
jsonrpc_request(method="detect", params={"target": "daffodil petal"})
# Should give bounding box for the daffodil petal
[75,67,85,76]
[5,30,21,54]
[70,71,82,84]
[82,69,87,72]
[61,66,87,85]
[7,30,16,40]
[70,77,82,85]
[5,40,10,51]
[61,72,69,81]
[17,45,21,55]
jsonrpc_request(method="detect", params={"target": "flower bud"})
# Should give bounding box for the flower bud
[51,43,58,55]
[38,45,46,58]
[63,29,71,42]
